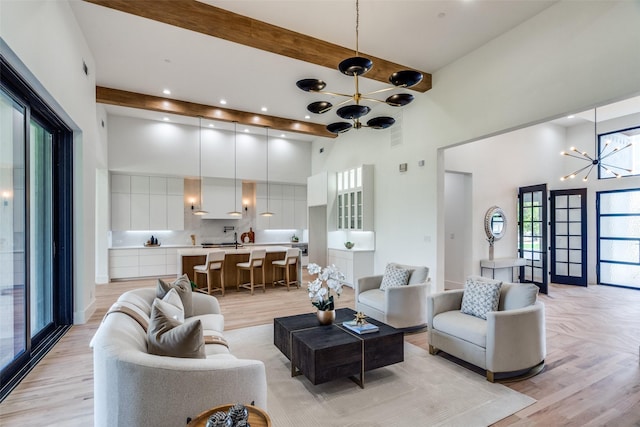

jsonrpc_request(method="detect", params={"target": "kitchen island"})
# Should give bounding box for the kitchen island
[178,246,301,291]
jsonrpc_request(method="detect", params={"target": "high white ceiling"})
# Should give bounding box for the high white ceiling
[69,0,562,139]
[68,0,640,141]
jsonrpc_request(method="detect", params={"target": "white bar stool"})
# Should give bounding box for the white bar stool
[193,251,225,295]
[236,249,266,295]
[272,247,300,291]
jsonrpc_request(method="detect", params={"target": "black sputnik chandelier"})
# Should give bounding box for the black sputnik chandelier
[296,0,423,135]
[560,107,633,181]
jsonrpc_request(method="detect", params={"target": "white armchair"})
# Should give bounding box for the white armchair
[427,279,546,382]
[355,264,431,330]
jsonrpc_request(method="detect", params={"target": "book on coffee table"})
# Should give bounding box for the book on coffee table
[342,320,379,334]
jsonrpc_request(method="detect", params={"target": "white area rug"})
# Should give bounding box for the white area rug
[224,324,535,427]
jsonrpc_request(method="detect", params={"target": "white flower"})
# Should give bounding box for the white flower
[306,262,345,311]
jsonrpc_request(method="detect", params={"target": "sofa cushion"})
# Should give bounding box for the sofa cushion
[461,276,502,320]
[499,282,539,311]
[433,310,487,348]
[357,288,386,312]
[380,264,411,289]
[187,313,225,332]
[157,274,193,317]
[147,303,205,359]
[153,288,185,323]
[392,263,429,285]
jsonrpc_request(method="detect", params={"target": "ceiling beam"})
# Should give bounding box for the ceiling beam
[96,86,336,139]
[84,0,432,92]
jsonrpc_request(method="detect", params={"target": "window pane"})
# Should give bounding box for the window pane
[600,216,640,238]
[29,120,53,337]
[0,89,26,371]
[600,262,640,289]
[600,239,639,263]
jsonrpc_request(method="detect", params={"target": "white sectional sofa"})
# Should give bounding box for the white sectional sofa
[91,287,267,427]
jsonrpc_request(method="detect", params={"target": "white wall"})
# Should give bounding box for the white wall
[444,172,472,289]
[312,0,640,291]
[1,0,101,322]
[444,113,640,287]
[108,115,312,184]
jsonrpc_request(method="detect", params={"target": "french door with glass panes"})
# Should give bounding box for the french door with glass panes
[518,184,548,294]
[550,189,587,286]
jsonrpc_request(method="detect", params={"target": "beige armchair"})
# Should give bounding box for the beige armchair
[427,280,545,382]
[355,264,431,330]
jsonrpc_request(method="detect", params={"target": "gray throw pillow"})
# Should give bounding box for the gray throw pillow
[153,288,185,323]
[461,277,502,320]
[499,283,539,311]
[157,274,193,317]
[147,303,205,359]
[380,264,411,290]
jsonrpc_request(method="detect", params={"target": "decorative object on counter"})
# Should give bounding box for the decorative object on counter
[344,241,355,249]
[191,234,197,246]
[307,263,345,325]
[240,227,255,244]
[291,234,299,243]
[144,235,160,247]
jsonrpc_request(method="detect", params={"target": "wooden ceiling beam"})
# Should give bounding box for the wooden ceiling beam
[96,86,336,139]
[84,0,432,92]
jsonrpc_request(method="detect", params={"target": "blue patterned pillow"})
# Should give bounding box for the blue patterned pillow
[380,264,411,290]
[461,277,502,319]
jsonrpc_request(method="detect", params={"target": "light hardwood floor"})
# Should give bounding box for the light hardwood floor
[1,277,639,426]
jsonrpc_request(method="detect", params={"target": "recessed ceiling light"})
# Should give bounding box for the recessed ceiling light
[261,107,268,112]
[208,124,214,128]
[305,115,311,120]
[244,128,250,133]
[220,99,227,105]
[162,117,170,121]
[281,134,286,138]
[567,115,575,119]
[162,89,171,95]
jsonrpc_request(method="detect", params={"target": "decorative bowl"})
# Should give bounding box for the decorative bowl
[344,242,355,249]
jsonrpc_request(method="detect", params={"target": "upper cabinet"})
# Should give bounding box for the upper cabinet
[111,174,184,231]
[337,165,373,231]
[200,177,242,219]
[256,183,307,230]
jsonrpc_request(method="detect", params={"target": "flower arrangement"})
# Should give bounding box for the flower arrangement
[307,263,345,311]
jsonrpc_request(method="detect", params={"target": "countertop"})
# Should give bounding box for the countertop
[177,245,292,256]
[110,242,307,250]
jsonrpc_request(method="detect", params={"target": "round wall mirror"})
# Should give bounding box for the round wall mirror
[484,206,507,241]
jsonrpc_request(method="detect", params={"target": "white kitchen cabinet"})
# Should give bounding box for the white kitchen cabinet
[149,176,166,194]
[337,165,373,231]
[110,247,178,280]
[131,175,149,194]
[167,194,184,230]
[327,248,374,288]
[255,183,307,230]
[111,173,184,231]
[307,171,328,207]
[201,177,242,219]
[167,177,183,195]
[111,174,130,193]
[111,192,131,231]
[149,194,167,230]
[130,193,150,230]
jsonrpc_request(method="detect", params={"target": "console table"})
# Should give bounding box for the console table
[480,257,526,282]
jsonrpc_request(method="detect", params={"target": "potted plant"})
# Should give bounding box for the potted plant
[307,263,345,325]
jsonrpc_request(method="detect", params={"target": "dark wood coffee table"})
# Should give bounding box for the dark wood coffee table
[273,308,404,388]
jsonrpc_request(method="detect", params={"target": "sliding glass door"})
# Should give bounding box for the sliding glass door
[0,88,27,374]
[1,59,73,401]
[598,189,640,290]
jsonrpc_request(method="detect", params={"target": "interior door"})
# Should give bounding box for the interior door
[518,184,548,294]
[550,189,587,286]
